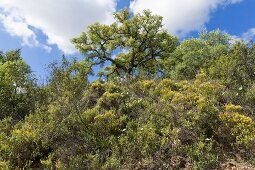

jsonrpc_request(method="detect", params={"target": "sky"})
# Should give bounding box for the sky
[0,0,255,81]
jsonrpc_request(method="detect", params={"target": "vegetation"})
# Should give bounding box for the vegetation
[0,10,255,169]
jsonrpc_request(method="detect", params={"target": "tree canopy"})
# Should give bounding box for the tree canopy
[72,9,178,78]
[0,49,37,120]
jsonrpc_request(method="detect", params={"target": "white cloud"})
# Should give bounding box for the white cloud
[130,0,244,37]
[226,28,255,44]
[229,35,242,44]
[0,0,116,54]
[242,28,255,41]
[0,12,52,52]
[0,13,37,46]
[0,0,245,53]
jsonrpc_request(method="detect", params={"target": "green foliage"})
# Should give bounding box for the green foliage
[162,30,229,79]
[187,141,218,170]
[209,42,255,90]
[1,11,255,170]
[0,49,38,120]
[219,105,255,145]
[73,9,178,78]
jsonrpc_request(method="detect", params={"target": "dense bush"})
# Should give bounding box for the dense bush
[0,10,255,169]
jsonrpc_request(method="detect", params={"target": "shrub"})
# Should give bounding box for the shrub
[219,106,255,145]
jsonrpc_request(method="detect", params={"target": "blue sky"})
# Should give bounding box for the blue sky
[0,0,255,81]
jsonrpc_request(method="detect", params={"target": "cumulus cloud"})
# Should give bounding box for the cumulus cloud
[242,28,255,41]
[0,12,52,53]
[0,0,245,53]
[130,0,244,37]
[0,0,116,54]
[227,28,255,44]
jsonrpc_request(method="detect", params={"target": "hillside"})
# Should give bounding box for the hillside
[0,10,255,169]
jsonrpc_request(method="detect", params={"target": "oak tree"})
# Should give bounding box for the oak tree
[72,9,178,79]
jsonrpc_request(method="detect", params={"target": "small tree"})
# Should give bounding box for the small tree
[47,55,92,116]
[72,9,178,79]
[161,30,231,79]
[0,49,37,120]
